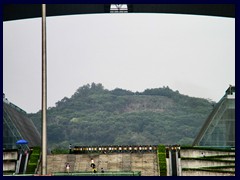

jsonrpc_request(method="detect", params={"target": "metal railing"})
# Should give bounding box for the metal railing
[72,145,158,154]
[52,171,141,176]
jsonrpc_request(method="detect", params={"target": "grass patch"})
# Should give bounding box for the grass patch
[182,168,235,174]
[26,146,41,174]
[157,145,167,176]
[199,165,235,170]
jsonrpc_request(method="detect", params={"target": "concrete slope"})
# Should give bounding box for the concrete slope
[46,152,159,176]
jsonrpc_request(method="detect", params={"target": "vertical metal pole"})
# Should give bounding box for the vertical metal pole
[41,4,47,175]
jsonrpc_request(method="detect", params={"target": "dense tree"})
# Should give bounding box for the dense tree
[28,83,214,149]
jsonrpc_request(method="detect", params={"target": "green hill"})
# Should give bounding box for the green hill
[28,83,214,150]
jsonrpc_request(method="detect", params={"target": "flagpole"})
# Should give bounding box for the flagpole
[41,4,47,175]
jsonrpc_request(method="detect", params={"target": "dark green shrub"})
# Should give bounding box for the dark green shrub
[51,148,69,154]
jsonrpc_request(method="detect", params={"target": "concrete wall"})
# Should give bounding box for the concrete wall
[181,149,235,158]
[3,161,16,171]
[180,149,235,176]
[3,151,18,160]
[46,152,159,176]
[3,151,18,172]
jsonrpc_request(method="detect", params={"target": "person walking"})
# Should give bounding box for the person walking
[93,168,97,173]
[69,144,72,154]
[90,158,95,168]
[66,163,70,174]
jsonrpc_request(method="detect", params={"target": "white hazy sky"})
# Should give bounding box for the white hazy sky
[3,13,235,113]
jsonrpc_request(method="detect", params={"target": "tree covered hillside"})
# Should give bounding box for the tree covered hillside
[28,83,214,149]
